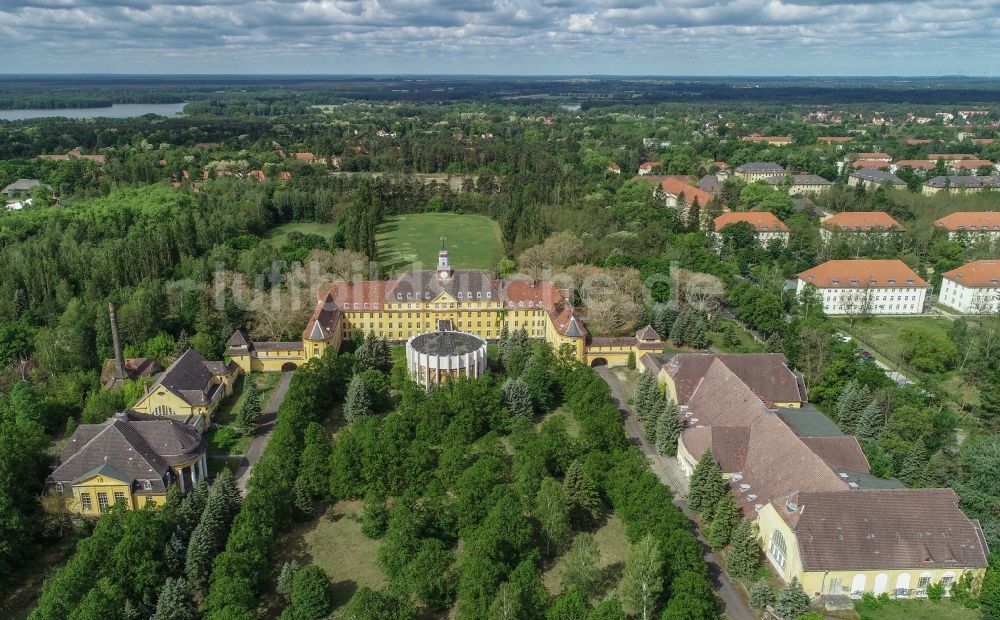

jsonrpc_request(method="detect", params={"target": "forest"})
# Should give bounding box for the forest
[2,83,1000,619]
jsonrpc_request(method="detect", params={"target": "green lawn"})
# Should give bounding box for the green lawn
[708,318,766,353]
[375,213,502,274]
[535,404,581,437]
[208,373,280,456]
[264,222,340,247]
[542,515,631,597]
[266,500,387,617]
[854,598,980,620]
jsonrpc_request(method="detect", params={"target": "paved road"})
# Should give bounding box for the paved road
[596,367,755,620]
[234,371,294,495]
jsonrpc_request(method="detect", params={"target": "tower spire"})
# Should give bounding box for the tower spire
[437,237,452,279]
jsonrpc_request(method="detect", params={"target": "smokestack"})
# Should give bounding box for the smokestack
[108,302,126,381]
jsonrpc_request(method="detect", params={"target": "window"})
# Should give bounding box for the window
[55,482,63,493]
[145,497,155,507]
[114,491,126,506]
[81,493,92,512]
[768,530,787,570]
[97,492,109,513]
[917,576,932,592]
[153,405,176,417]
[941,574,955,590]
[143,480,152,491]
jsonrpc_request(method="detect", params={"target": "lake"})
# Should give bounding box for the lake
[0,102,186,121]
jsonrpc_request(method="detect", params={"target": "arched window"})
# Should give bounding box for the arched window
[153,405,176,417]
[768,530,787,570]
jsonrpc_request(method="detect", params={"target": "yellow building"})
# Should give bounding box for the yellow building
[666,353,989,599]
[229,249,668,371]
[46,410,207,515]
[131,349,239,429]
[757,489,988,599]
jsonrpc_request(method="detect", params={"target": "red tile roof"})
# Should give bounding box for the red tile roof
[854,152,891,160]
[950,159,995,170]
[895,159,936,169]
[942,260,1000,287]
[934,211,1000,231]
[713,211,789,233]
[659,176,715,206]
[851,160,891,169]
[819,136,853,143]
[929,153,976,160]
[821,211,903,232]
[798,260,929,288]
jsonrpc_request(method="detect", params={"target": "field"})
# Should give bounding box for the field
[264,222,340,247]
[833,316,979,409]
[542,515,631,597]
[375,213,503,273]
[266,500,386,617]
[852,598,980,620]
[708,318,766,353]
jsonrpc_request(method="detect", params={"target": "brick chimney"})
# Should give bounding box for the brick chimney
[108,302,126,381]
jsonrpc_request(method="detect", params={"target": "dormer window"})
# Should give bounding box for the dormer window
[887,278,895,284]
[457,292,463,299]
[906,278,915,284]
[850,279,859,285]
[407,293,412,300]
[397,293,402,300]
[343,303,348,310]
[55,482,64,493]
[143,480,152,491]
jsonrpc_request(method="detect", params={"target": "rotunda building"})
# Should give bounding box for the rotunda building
[406,330,487,388]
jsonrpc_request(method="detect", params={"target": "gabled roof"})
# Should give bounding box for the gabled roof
[821,211,903,232]
[790,489,989,571]
[636,325,660,341]
[669,353,805,406]
[735,162,785,174]
[714,211,789,233]
[658,176,714,206]
[147,349,231,407]
[100,357,162,388]
[894,159,936,170]
[798,260,929,289]
[942,260,1000,287]
[852,160,891,170]
[934,211,1000,231]
[850,169,905,184]
[762,174,831,187]
[929,153,976,160]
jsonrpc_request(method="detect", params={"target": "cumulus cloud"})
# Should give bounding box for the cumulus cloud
[0,0,998,74]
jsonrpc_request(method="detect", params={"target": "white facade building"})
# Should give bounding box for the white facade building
[797,260,929,315]
[939,261,1000,314]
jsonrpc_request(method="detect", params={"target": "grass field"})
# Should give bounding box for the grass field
[853,598,980,620]
[542,515,631,597]
[708,318,766,353]
[535,404,581,437]
[264,222,340,247]
[267,500,386,617]
[375,213,502,273]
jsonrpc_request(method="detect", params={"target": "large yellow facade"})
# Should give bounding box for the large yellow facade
[756,504,985,598]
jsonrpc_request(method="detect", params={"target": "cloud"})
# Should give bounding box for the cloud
[0,0,998,74]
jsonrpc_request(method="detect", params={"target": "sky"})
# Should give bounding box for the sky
[1,0,1000,75]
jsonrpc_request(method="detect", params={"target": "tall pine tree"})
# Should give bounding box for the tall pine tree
[687,451,726,520]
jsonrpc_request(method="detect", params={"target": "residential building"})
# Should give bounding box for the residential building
[934,212,1000,241]
[819,136,853,144]
[46,410,207,515]
[923,176,1000,195]
[939,260,1000,314]
[1,178,47,196]
[853,152,892,162]
[666,355,988,599]
[797,260,929,315]
[657,176,716,224]
[743,135,792,146]
[928,153,976,161]
[130,349,239,429]
[712,211,790,247]
[819,211,903,241]
[848,169,905,189]
[734,162,785,182]
[762,174,832,195]
[608,163,621,174]
[292,151,322,163]
[657,352,806,408]
[638,162,661,175]
[851,159,891,170]
[37,149,105,163]
[100,357,162,390]
[892,160,936,173]
[950,159,996,173]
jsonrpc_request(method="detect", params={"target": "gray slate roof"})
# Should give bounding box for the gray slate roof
[735,162,785,174]
[48,410,204,495]
[850,169,904,185]
[149,349,232,407]
[1,179,45,195]
[926,175,1000,189]
[763,174,831,186]
[390,269,500,302]
[410,331,485,356]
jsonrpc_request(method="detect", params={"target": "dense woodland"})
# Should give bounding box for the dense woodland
[2,81,1000,618]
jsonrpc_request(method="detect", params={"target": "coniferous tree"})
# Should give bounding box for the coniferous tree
[185,472,240,590]
[176,480,209,533]
[655,399,684,457]
[705,493,739,549]
[773,577,810,620]
[521,353,554,414]
[277,560,301,602]
[632,371,659,429]
[236,377,263,436]
[151,577,196,620]
[977,368,1000,432]
[687,451,726,520]
[163,527,188,574]
[748,579,775,611]
[855,401,883,441]
[288,564,333,620]
[725,520,761,580]
[344,374,373,422]
[898,440,928,486]
[502,377,534,419]
[563,460,601,526]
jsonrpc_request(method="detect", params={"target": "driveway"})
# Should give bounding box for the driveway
[234,371,294,495]
[596,367,755,620]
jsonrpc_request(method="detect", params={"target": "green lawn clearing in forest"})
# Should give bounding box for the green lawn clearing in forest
[708,318,765,353]
[264,222,340,247]
[375,213,502,274]
[853,597,980,620]
[542,515,631,597]
[535,404,581,437]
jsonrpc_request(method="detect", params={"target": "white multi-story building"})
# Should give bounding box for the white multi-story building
[933,212,1000,241]
[797,260,929,315]
[712,211,790,247]
[734,162,785,182]
[939,260,1000,314]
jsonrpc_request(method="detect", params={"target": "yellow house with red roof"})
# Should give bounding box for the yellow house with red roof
[227,249,668,370]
